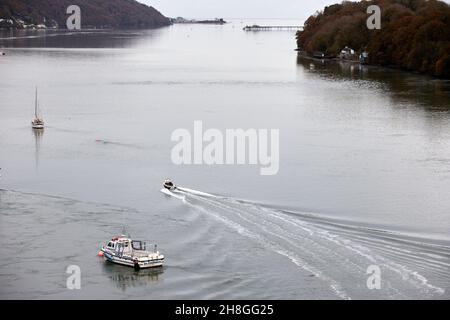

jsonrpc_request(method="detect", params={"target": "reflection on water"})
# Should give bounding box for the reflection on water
[102,262,164,291]
[297,55,450,111]
[0,29,166,49]
[32,128,44,170]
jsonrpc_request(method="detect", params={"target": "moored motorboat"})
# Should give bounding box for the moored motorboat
[100,235,164,270]
[163,179,176,191]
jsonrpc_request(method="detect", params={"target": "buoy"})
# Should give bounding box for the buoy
[97,251,104,257]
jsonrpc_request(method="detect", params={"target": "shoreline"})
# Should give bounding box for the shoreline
[296,50,450,81]
[0,25,172,32]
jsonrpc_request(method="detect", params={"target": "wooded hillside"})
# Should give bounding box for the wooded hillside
[297,0,450,78]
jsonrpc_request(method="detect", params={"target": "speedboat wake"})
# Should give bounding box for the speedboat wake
[163,186,450,300]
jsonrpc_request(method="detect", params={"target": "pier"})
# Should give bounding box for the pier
[243,25,303,31]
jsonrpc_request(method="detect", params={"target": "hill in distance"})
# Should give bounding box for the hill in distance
[0,0,171,29]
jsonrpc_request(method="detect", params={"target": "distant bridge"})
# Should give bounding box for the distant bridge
[243,25,303,31]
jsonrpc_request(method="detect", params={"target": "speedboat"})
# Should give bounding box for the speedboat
[99,235,164,270]
[163,179,176,191]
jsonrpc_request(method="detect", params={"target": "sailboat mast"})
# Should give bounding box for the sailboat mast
[35,87,38,118]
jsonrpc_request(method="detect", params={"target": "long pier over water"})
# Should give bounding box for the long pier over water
[243,25,303,31]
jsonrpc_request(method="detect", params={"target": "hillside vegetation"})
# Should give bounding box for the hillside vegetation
[0,0,171,29]
[297,0,450,78]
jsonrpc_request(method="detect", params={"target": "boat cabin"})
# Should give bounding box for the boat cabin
[106,236,151,255]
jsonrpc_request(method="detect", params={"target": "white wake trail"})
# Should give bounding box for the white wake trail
[163,186,449,299]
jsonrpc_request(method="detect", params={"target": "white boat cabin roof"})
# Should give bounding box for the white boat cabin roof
[106,236,148,249]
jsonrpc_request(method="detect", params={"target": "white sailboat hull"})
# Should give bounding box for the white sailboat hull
[31,123,44,129]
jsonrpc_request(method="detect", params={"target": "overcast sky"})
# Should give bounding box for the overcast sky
[141,0,450,19]
[140,0,350,20]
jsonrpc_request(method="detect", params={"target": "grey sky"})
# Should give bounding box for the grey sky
[139,0,349,19]
[139,0,450,19]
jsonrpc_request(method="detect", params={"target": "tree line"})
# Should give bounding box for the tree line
[297,0,450,78]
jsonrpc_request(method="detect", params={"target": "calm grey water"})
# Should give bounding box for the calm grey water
[0,20,450,299]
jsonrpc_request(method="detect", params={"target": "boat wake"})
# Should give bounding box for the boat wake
[164,186,450,300]
[160,188,186,201]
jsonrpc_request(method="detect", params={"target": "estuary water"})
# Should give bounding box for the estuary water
[0,19,449,299]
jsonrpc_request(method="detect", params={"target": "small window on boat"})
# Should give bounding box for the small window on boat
[132,241,145,251]
[108,242,114,248]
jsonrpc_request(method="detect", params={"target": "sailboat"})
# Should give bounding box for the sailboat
[31,88,44,129]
